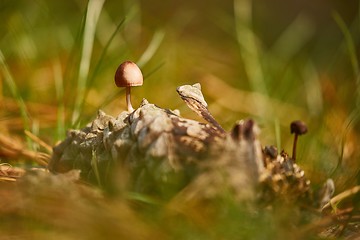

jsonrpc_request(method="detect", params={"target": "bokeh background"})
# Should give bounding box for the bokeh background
[0,0,359,208]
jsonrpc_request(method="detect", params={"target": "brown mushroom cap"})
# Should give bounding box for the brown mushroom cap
[115,61,143,87]
[290,120,308,135]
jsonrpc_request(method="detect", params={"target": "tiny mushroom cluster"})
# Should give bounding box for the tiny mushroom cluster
[115,61,143,112]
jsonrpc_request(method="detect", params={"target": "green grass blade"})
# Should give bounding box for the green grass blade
[79,18,126,115]
[71,0,105,125]
[269,14,314,62]
[137,29,165,67]
[333,11,360,177]
[274,118,281,151]
[72,18,126,127]
[62,6,87,101]
[333,12,359,79]
[53,60,66,141]
[233,0,269,117]
[126,192,161,205]
[91,148,102,187]
[0,50,32,146]
[143,61,165,79]
[333,11,360,106]
[87,18,125,89]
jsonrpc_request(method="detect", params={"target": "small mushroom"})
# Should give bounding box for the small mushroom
[290,120,308,161]
[115,61,143,112]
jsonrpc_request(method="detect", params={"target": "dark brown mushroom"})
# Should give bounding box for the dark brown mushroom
[290,120,308,161]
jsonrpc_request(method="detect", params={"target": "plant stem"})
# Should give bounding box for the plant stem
[292,134,298,161]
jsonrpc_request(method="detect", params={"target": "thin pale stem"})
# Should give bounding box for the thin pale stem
[126,87,134,112]
[292,134,298,161]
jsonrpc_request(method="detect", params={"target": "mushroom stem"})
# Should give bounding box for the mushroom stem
[292,133,298,161]
[290,120,308,162]
[125,87,134,112]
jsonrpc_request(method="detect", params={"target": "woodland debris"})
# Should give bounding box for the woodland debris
[49,83,313,204]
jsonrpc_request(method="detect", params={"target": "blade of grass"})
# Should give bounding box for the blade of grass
[333,12,360,82]
[331,11,360,176]
[91,148,102,187]
[86,18,125,91]
[303,61,323,116]
[73,18,126,127]
[24,130,52,153]
[126,192,162,205]
[137,29,165,68]
[53,59,66,141]
[63,6,87,101]
[333,12,360,105]
[233,0,269,117]
[337,10,360,110]
[31,119,39,151]
[274,118,281,151]
[269,14,314,62]
[71,0,105,126]
[143,61,165,79]
[0,50,31,146]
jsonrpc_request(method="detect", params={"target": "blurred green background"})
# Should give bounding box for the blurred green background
[0,0,359,192]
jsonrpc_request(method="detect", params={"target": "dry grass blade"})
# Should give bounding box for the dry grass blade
[0,177,17,182]
[0,97,59,130]
[0,164,26,182]
[0,134,50,166]
[200,74,308,124]
[322,185,360,211]
[24,130,53,153]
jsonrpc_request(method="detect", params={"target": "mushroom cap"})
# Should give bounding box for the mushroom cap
[290,120,308,135]
[115,61,143,87]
